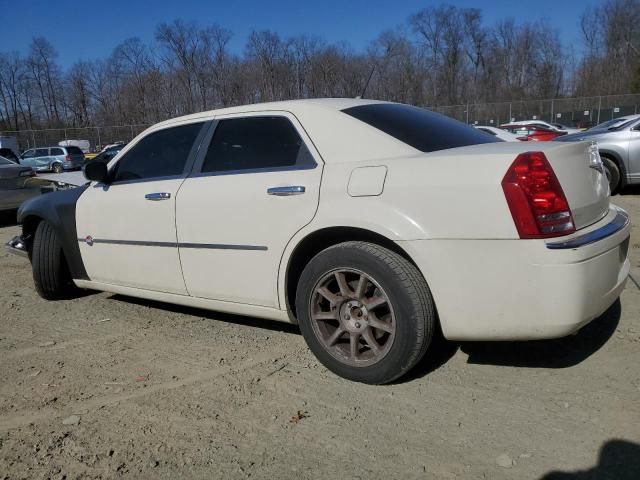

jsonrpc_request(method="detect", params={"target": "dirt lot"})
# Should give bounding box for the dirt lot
[0,192,639,480]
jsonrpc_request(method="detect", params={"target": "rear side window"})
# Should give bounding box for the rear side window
[342,103,499,153]
[111,122,204,182]
[50,148,64,155]
[66,146,83,155]
[201,116,315,173]
[35,148,48,157]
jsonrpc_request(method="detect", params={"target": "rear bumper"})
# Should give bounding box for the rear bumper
[399,205,631,341]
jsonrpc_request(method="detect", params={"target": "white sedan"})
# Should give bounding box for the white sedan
[474,125,527,141]
[8,99,631,384]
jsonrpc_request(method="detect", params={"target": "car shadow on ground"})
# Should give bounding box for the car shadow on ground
[617,184,640,196]
[460,299,621,369]
[107,294,301,335]
[539,439,640,479]
[0,209,18,227]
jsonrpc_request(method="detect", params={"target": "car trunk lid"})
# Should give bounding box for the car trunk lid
[540,141,610,230]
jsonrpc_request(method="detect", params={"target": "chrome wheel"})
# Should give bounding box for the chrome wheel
[309,268,395,367]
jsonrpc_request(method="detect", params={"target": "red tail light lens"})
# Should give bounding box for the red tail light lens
[502,151,575,239]
[65,154,72,162]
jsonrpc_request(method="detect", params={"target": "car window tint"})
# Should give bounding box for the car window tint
[35,148,49,157]
[66,146,84,155]
[201,116,315,173]
[342,103,499,152]
[111,122,204,182]
[50,148,64,155]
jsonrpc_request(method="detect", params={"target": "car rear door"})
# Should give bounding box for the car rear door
[75,121,208,294]
[176,113,323,308]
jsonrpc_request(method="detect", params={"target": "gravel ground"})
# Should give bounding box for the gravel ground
[0,191,639,480]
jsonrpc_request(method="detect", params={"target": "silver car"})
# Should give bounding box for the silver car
[555,116,640,192]
[19,146,85,173]
[0,155,40,211]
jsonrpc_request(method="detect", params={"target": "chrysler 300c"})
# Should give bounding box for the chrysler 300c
[7,99,631,384]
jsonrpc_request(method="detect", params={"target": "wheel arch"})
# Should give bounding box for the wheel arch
[282,226,421,320]
[599,149,627,188]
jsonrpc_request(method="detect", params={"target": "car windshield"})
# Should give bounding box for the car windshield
[606,118,638,131]
[0,155,14,165]
[342,103,501,152]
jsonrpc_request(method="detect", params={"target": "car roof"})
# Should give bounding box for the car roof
[153,98,388,129]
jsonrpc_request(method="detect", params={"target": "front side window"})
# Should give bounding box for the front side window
[111,122,204,182]
[201,116,315,173]
[342,103,499,153]
[21,149,36,159]
[50,148,64,156]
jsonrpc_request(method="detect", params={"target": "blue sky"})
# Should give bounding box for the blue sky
[2,0,601,66]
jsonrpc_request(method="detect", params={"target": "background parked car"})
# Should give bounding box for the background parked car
[0,155,39,211]
[500,123,566,141]
[501,120,581,134]
[555,115,640,192]
[19,146,85,173]
[586,114,640,132]
[83,143,125,166]
[474,125,528,142]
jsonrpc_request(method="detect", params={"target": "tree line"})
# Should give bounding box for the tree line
[1,0,639,132]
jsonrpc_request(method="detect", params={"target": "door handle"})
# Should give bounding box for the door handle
[145,192,171,201]
[267,186,305,196]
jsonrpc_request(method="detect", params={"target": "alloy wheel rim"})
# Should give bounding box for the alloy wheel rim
[309,268,396,367]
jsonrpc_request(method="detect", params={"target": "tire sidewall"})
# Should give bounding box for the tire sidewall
[602,157,620,193]
[296,245,427,384]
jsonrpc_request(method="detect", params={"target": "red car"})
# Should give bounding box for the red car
[500,124,567,142]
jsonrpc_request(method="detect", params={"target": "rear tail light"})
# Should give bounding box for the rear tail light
[502,151,575,239]
[64,154,72,162]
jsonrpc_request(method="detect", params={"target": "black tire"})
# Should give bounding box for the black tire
[296,241,435,384]
[601,156,621,194]
[31,221,77,300]
[52,163,63,174]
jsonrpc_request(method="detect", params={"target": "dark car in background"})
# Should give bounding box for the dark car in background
[0,155,39,211]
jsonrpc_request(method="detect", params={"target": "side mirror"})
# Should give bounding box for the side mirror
[84,161,109,183]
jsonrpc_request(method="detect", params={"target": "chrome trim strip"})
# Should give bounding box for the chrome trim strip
[546,210,630,249]
[5,236,29,258]
[77,238,267,251]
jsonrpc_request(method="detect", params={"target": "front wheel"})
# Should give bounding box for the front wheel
[296,241,435,384]
[31,221,78,300]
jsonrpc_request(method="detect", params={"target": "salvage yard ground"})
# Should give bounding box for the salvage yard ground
[1,191,639,479]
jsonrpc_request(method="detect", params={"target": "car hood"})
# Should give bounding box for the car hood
[553,130,610,142]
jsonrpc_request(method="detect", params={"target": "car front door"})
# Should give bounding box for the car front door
[75,121,208,294]
[176,113,323,308]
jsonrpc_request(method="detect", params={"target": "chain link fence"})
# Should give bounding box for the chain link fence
[4,94,640,152]
[0,124,151,153]
[433,93,640,128]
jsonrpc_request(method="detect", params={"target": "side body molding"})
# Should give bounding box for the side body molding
[18,186,90,280]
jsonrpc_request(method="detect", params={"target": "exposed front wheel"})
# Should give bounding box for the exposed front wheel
[296,241,435,384]
[31,221,78,300]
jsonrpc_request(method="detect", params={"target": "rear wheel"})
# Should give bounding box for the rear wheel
[296,241,435,384]
[31,221,78,300]
[601,156,621,194]
[52,163,63,174]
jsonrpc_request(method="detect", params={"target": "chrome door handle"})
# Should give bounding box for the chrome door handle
[145,192,171,201]
[267,186,305,196]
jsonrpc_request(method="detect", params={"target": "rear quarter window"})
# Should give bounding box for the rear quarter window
[66,146,84,155]
[342,103,500,152]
